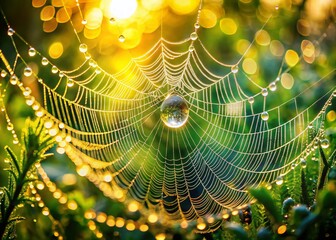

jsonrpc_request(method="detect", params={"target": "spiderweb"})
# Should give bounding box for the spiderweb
[0,0,335,232]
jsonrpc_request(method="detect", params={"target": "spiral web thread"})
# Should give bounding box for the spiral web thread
[0,1,335,231]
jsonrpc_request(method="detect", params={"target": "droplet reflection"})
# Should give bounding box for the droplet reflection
[160,94,189,128]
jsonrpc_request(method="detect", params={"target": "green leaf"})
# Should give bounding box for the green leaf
[2,187,11,201]
[1,192,6,219]
[22,177,38,185]
[3,169,18,182]
[41,153,54,159]
[249,187,282,224]
[5,146,21,175]
[8,216,25,225]
[17,196,35,205]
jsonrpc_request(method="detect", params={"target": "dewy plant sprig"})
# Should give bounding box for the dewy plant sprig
[0,118,54,239]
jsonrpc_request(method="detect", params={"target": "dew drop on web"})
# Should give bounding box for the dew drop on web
[160,94,189,128]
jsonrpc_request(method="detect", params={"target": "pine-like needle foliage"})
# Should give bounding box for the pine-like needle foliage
[0,118,54,239]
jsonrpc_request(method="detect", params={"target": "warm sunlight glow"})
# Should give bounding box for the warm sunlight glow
[85,8,103,30]
[169,0,200,15]
[327,110,336,122]
[220,18,238,35]
[4,1,335,237]
[104,0,138,19]
[48,42,63,59]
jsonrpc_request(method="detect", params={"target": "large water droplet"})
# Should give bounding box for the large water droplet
[56,146,65,154]
[79,43,88,53]
[300,158,307,168]
[189,45,196,52]
[42,207,50,216]
[26,96,35,106]
[24,67,33,77]
[160,94,189,128]
[95,68,101,74]
[248,96,254,104]
[28,47,36,57]
[67,79,74,87]
[10,75,18,85]
[320,138,329,149]
[85,53,91,60]
[118,35,125,43]
[261,88,268,96]
[51,66,58,74]
[7,28,15,36]
[276,176,284,185]
[190,32,198,41]
[231,65,239,73]
[35,109,44,117]
[261,111,269,121]
[1,70,7,78]
[269,82,277,91]
[44,120,54,129]
[41,57,48,66]
[32,103,40,111]
[7,123,14,131]
[65,135,72,143]
[89,59,97,67]
[23,87,32,96]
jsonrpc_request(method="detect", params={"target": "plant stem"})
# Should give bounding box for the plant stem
[0,158,31,238]
[317,147,330,194]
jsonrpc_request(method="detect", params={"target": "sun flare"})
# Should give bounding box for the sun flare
[102,0,138,20]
